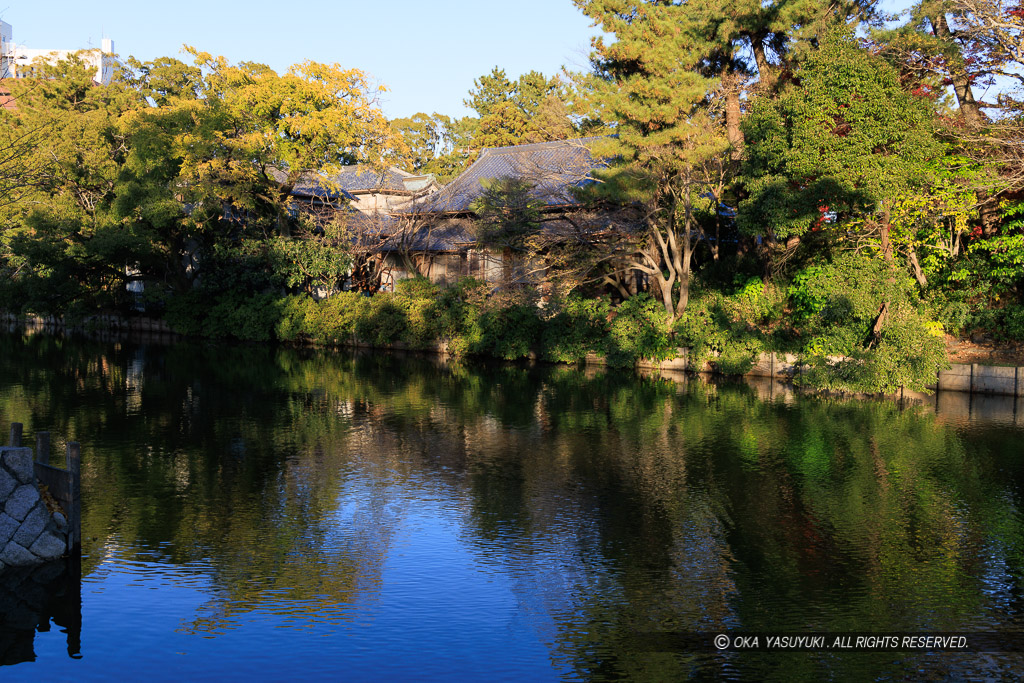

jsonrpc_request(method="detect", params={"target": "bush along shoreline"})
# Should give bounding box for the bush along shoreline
[3,264,960,396]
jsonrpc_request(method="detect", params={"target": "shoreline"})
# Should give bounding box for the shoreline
[4,311,1022,400]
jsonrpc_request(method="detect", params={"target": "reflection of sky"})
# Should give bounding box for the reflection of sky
[8,492,562,681]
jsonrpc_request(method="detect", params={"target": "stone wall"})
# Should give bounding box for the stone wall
[0,448,71,571]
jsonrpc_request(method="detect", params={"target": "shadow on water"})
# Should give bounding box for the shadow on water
[0,557,80,665]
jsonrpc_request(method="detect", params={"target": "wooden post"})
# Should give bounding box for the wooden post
[9,422,22,447]
[36,431,50,465]
[66,442,82,551]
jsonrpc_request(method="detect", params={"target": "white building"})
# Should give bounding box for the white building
[0,21,117,85]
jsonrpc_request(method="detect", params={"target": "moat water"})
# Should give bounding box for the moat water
[0,331,1022,680]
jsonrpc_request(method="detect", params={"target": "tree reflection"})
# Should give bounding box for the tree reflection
[0,332,1021,679]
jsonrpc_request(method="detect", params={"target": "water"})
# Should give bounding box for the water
[0,331,1022,680]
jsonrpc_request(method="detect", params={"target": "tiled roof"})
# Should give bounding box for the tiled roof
[336,213,473,253]
[271,165,432,200]
[333,165,412,192]
[422,137,604,214]
[267,167,355,202]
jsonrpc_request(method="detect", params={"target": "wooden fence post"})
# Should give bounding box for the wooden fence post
[9,422,22,447]
[65,442,81,551]
[36,431,50,465]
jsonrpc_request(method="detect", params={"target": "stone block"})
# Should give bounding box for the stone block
[0,468,16,501]
[747,353,773,377]
[972,365,1018,396]
[775,353,801,378]
[938,364,973,392]
[0,448,34,485]
[4,485,39,523]
[0,542,35,567]
[12,504,47,549]
[0,513,17,546]
[52,512,67,532]
[28,532,65,561]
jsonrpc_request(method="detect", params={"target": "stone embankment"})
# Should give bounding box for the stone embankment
[5,312,1024,397]
[0,311,174,334]
[626,351,1024,398]
[0,425,80,572]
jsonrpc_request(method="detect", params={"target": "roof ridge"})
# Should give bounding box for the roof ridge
[483,137,597,153]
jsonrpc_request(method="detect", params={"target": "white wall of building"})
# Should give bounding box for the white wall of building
[0,21,116,85]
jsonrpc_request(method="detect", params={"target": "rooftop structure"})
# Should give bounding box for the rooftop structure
[423,138,602,214]
[0,21,117,85]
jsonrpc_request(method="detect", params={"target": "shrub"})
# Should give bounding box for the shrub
[674,288,771,375]
[604,294,673,367]
[355,293,408,346]
[474,302,542,359]
[394,278,442,348]
[275,295,316,342]
[541,295,610,363]
[304,292,363,346]
[792,253,948,393]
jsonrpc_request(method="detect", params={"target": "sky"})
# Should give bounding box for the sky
[0,0,601,119]
[2,0,915,120]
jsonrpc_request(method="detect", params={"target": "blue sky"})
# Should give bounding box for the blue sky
[2,0,914,120]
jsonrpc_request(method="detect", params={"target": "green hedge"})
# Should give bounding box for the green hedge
[164,278,679,367]
[160,266,950,393]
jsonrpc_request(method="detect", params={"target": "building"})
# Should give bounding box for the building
[357,138,615,290]
[332,165,440,214]
[0,21,117,86]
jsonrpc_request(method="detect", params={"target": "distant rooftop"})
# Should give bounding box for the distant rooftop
[334,165,436,194]
[423,137,603,214]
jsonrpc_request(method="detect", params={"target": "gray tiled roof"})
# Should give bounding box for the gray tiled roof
[338,213,474,253]
[267,167,355,202]
[332,165,411,192]
[271,165,429,200]
[422,137,603,214]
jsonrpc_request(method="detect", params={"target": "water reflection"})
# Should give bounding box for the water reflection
[0,332,1022,679]
[0,558,80,665]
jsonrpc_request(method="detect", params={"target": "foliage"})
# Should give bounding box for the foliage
[0,48,393,318]
[465,68,574,147]
[673,278,784,375]
[576,1,731,320]
[390,112,477,182]
[603,294,674,367]
[792,253,948,393]
[541,295,611,363]
[740,27,942,254]
[470,178,545,250]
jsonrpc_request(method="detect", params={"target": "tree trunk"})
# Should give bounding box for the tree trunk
[749,33,774,91]
[879,207,893,262]
[930,13,983,128]
[722,70,745,161]
[908,247,928,288]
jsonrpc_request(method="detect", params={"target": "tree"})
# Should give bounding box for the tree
[740,29,944,344]
[740,29,942,261]
[172,48,396,227]
[0,52,151,312]
[466,67,576,149]
[391,112,478,182]
[574,1,731,320]
[0,48,398,313]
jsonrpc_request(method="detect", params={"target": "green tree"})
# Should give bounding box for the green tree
[0,52,151,312]
[391,112,477,182]
[739,28,943,265]
[466,67,575,149]
[575,0,730,320]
